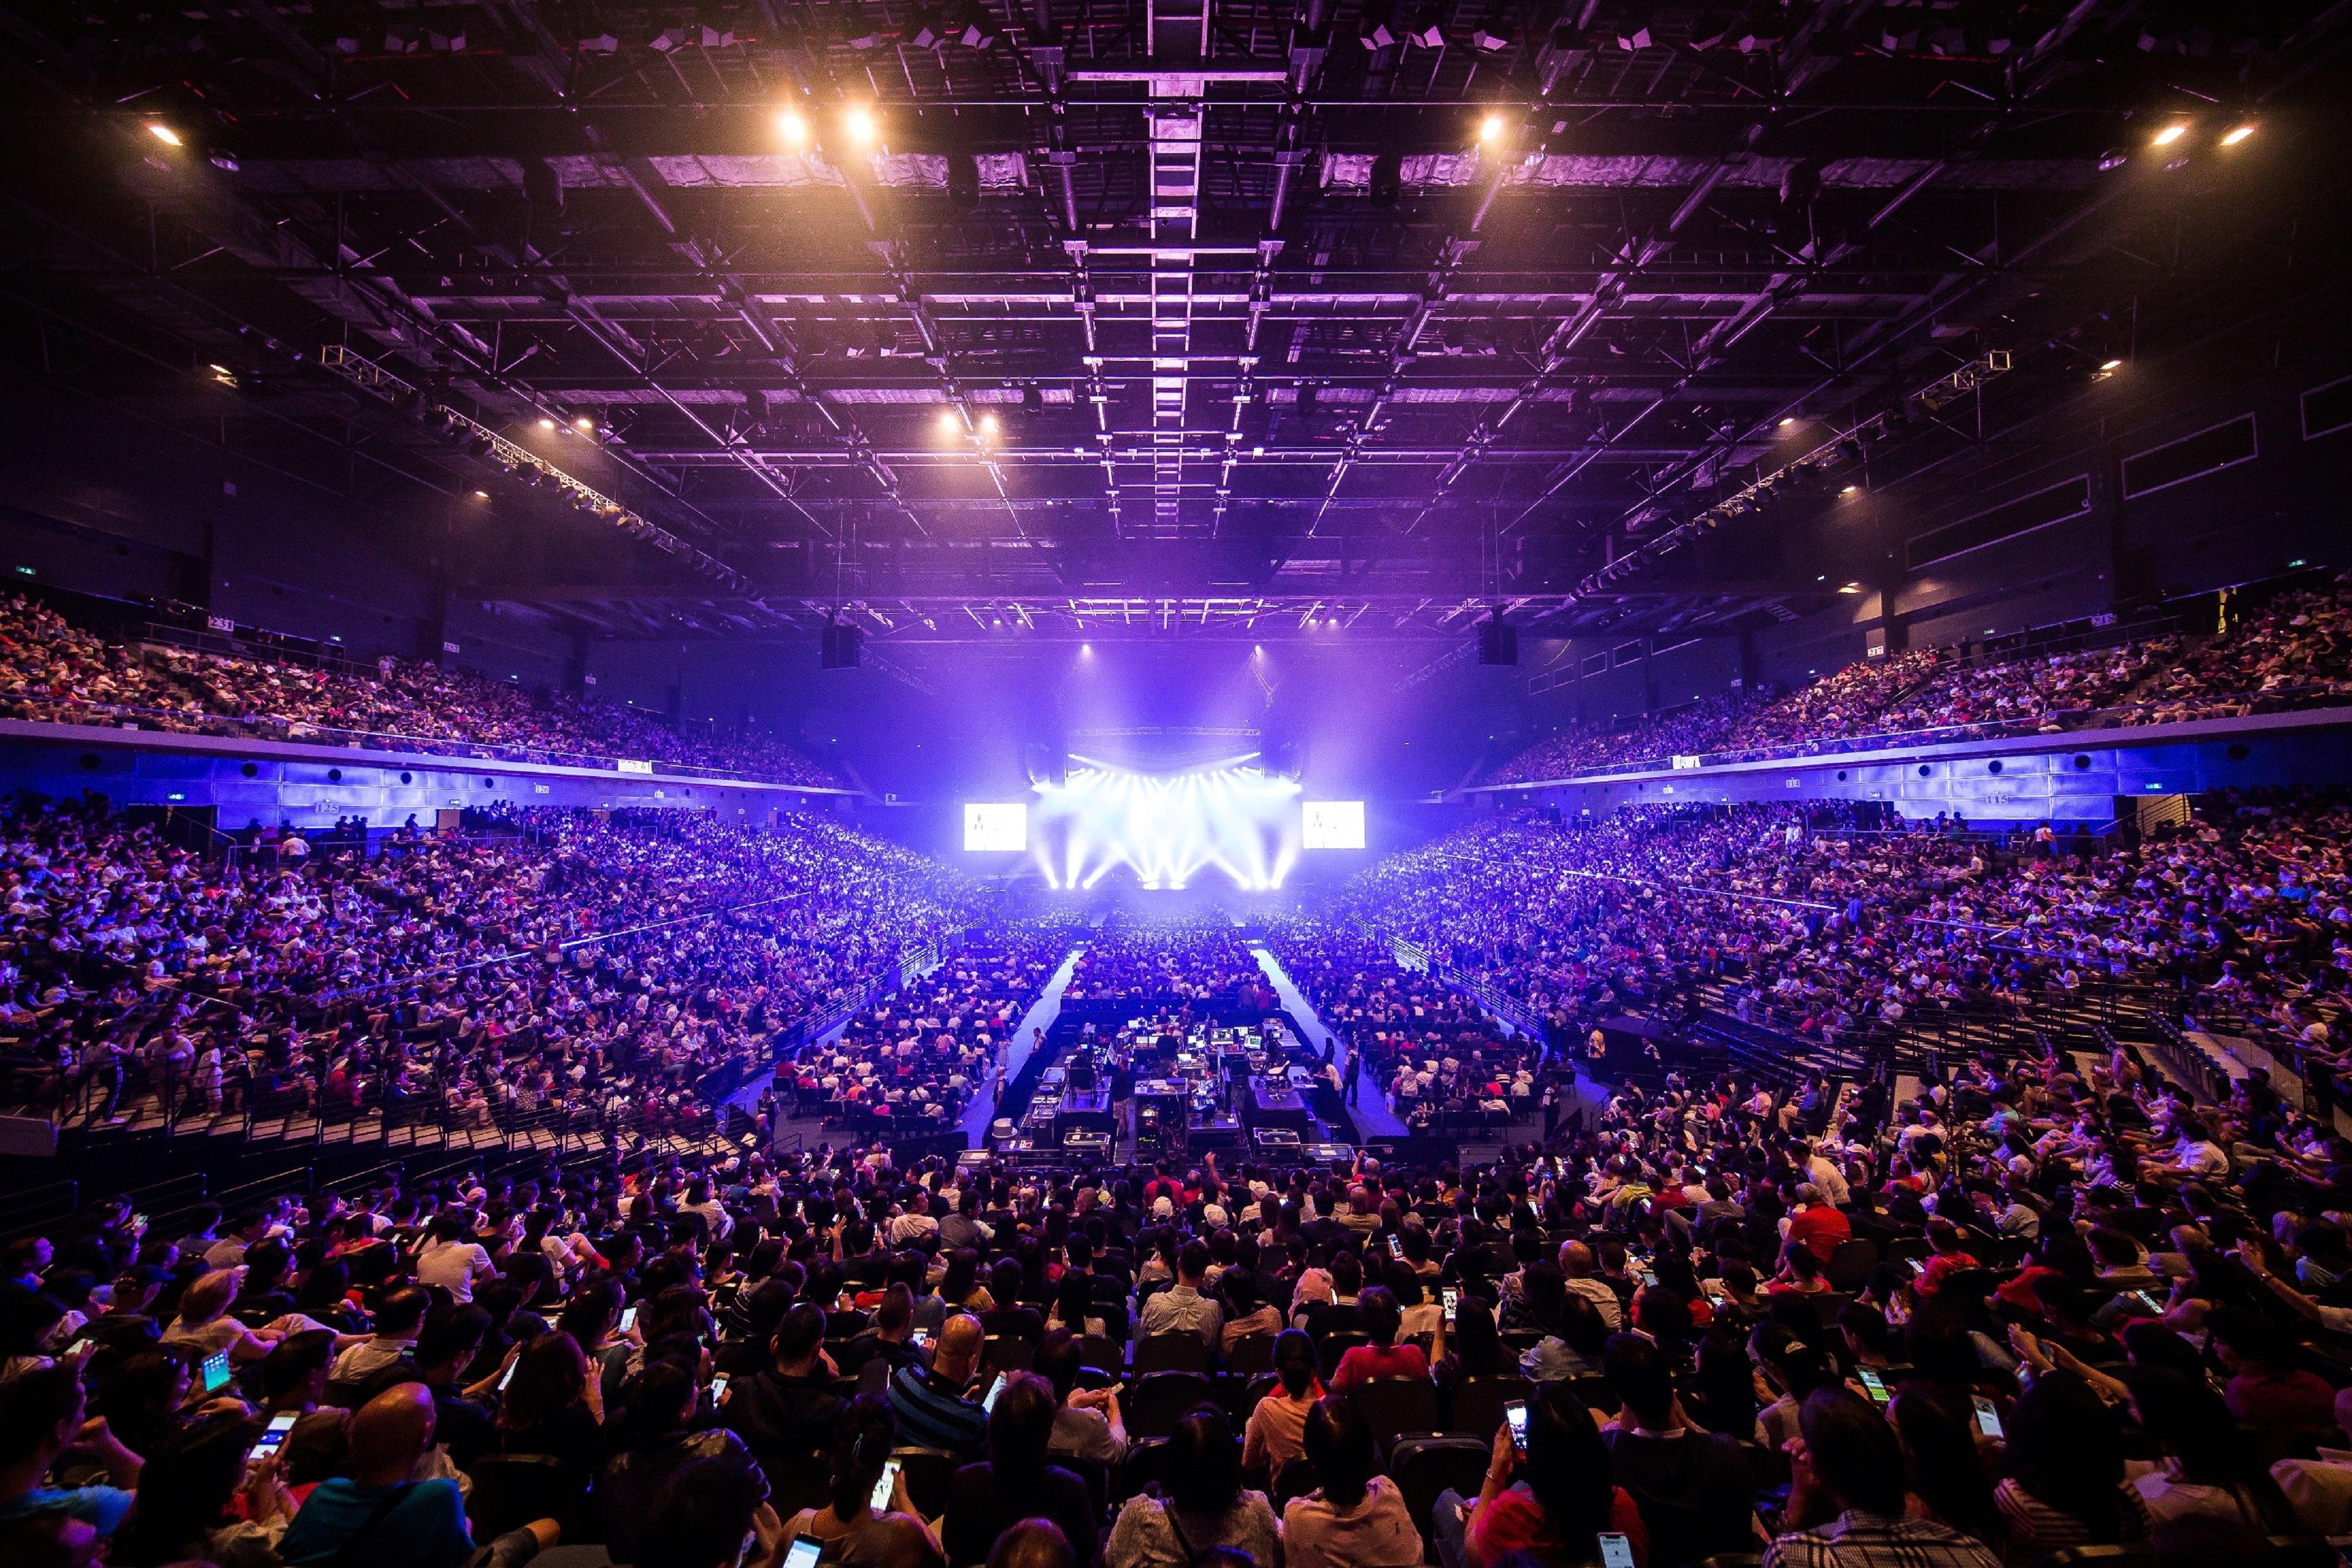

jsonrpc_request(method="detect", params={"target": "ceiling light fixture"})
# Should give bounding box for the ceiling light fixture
[777,107,810,146]
[538,417,557,431]
[842,105,878,147]
[1477,113,1506,145]
[2100,358,2124,371]
[147,123,181,146]
[2220,124,2255,146]
[2152,122,2188,146]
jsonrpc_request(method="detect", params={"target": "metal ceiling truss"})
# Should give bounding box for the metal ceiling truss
[0,0,2345,630]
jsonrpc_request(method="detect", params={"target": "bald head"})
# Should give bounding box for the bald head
[1561,1240,1596,1277]
[935,1313,985,1383]
[988,1519,1074,1568]
[349,1382,437,1483]
[842,1513,942,1568]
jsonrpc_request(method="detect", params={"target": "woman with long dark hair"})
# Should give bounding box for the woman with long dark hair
[1886,1385,2002,1553]
[494,1331,603,1496]
[1682,1327,1760,1442]
[1994,1369,2150,1566]
[778,1393,913,1558]
[2125,1370,2299,1536]
[1283,1396,1423,1568]
[1439,1379,1647,1568]
[1107,1405,1281,1568]
[1243,1327,1324,1481]
[1432,1297,1511,1415]
[108,1412,292,1568]
[944,1373,1099,1567]
[596,1359,763,1566]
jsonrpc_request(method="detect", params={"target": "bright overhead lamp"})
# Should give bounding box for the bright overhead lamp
[472,489,490,500]
[777,108,810,146]
[2100,358,2124,371]
[2152,123,2188,147]
[842,105,878,147]
[1778,416,1796,428]
[1840,484,1860,496]
[538,417,557,431]
[977,413,1001,439]
[147,123,182,146]
[573,415,595,432]
[936,410,962,437]
[2220,124,2256,146]
[1477,113,1506,145]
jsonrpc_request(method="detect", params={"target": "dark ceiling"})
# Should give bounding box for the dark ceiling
[0,0,2345,642]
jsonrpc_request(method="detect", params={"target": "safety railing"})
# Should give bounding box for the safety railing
[0,687,845,791]
[1490,677,2352,785]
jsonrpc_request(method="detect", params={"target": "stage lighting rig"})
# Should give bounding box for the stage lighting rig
[318,345,755,594]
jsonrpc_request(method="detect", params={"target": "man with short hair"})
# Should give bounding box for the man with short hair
[727,1303,844,1476]
[332,1286,431,1385]
[1558,1240,1624,1330]
[1137,1239,1223,1349]
[888,1313,989,1458]
[1599,1333,1754,1567]
[1763,1389,2000,1568]
[204,1209,270,1270]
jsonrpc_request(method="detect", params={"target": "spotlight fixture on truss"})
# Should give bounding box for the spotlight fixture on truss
[318,345,755,593]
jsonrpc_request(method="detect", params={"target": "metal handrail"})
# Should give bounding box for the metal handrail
[1489,677,2352,785]
[0,688,843,791]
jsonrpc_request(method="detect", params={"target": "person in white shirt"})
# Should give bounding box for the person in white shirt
[1805,1145,1852,1209]
[415,1213,498,1304]
[331,1285,429,1384]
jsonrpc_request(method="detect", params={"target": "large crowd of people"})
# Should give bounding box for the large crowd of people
[4,571,2352,1568]
[0,594,840,787]
[0,798,981,1140]
[1334,793,2351,1090]
[1064,913,1269,1008]
[766,921,1086,1138]
[1491,574,2352,785]
[11,927,2352,1568]
[1260,918,1542,1136]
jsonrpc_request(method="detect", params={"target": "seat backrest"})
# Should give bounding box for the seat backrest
[1824,1238,1879,1292]
[1133,1335,1208,1376]
[1388,1435,1489,1542]
[1127,1371,1215,1439]
[1078,1335,1121,1374]
[981,1335,1035,1373]
[1344,1376,1441,1445]
[1449,1374,1531,1440]
[1224,1335,1276,1377]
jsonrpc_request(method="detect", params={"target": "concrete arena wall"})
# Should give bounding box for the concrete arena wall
[0,721,856,826]
[1480,712,2352,823]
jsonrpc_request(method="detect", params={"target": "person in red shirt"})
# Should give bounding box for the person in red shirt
[1328,1287,1431,1391]
[2214,1306,2342,1437]
[1913,1218,1981,1298]
[1784,1184,1852,1263]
